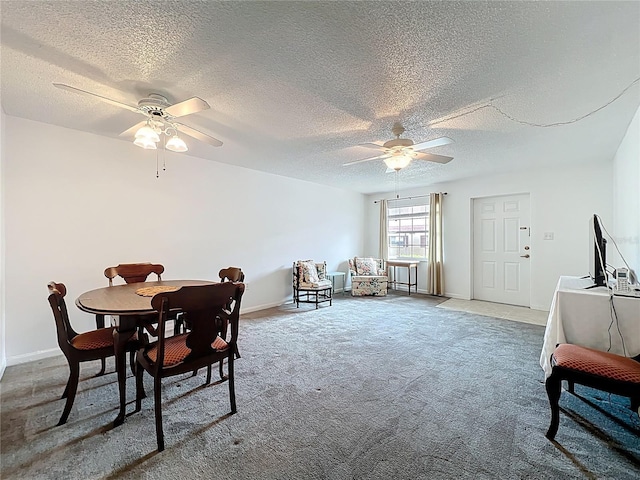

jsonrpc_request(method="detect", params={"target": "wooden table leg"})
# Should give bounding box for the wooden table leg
[113,316,136,427]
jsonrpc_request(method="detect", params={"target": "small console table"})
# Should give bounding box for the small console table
[327,271,346,296]
[386,260,418,295]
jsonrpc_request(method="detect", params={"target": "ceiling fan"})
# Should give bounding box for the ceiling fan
[343,122,453,171]
[52,83,223,152]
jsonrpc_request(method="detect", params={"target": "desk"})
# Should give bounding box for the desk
[327,271,346,295]
[386,260,418,295]
[540,276,640,377]
[76,279,214,426]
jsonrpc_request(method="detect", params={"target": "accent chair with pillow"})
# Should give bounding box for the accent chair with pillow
[348,257,388,296]
[293,260,333,308]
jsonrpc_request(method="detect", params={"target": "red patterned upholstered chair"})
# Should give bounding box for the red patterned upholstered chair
[47,282,137,425]
[545,343,640,440]
[134,282,245,451]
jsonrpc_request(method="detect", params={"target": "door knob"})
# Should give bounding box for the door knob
[520,254,530,258]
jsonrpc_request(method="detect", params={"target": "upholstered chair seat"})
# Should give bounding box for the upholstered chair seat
[69,327,119,350]
[545,343,640,440]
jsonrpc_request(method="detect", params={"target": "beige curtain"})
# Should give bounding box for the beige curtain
[379,199,388,260]
[427,193,444,295]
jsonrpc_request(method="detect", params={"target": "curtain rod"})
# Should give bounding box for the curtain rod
[373,192,447,204]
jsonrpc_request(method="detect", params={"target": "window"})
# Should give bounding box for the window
[387,203,429,260]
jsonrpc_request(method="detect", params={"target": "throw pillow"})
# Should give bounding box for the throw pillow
[298,260,320,283]
[355,257,378,276]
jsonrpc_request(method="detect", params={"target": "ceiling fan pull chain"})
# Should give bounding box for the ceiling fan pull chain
[163,142,167,171]
[156,149,159,179]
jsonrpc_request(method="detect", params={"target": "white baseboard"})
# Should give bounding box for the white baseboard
[0,356,6,380]
[442,292,469,300]
[241,300,288,314]
[7,348,60,367]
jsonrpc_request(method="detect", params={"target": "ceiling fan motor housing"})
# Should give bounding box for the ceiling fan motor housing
[137,94,171,117]
[383,138,414,149]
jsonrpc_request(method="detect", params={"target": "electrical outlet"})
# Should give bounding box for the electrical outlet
[543,232,554,240]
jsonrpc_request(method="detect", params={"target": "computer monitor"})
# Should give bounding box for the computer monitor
[589,214,607,287]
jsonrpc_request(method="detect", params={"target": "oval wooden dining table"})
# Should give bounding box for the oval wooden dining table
[76,279,215,427]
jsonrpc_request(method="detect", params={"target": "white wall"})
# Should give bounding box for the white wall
[612,104,640,279]
[0,106,6,378]
[4,116,366,364]
[365,163,613,311]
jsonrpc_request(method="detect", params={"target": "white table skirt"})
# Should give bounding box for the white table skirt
[540,276,640,377]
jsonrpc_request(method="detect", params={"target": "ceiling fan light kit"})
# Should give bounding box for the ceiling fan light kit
[135,123,160,143]
[165,134,188,153]
[133,135,157,150]
[384,155,412,171]
[133,119,189,152]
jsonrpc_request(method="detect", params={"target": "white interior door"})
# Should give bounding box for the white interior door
[473,194,531,307]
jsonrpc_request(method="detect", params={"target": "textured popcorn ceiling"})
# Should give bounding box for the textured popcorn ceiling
[1,1,639,194]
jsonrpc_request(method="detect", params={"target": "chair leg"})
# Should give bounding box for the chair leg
[545,372,562,440]
[129,351,136,376]
[135,358,144,412]
[96,358,106,377]
[94,314,107,377]
[205,364,212,385]
[58,362,79,426]
[219,359,225,380]
[61,375,71,399]
[228,355,236,414]
[153,377,165,452]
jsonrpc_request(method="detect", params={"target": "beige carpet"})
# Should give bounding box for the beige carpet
[436,298,548,326]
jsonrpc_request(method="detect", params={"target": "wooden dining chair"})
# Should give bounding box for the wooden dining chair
[173,266,245,335]
[134,282,245,451]
[218,267,245,283]
[47,281,138,425]
[93,263,165,375]
[104,262,165,286]
[218,267,244,359]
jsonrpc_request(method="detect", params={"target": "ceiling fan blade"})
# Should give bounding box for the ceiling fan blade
[411,136,454,151]
[358,142,386,150]
[53,83,142,114]
[174,122,223,147]
[164,97,210,118]
[414,152,454,164]
[119,121,148,138]
[343,153,390,166]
